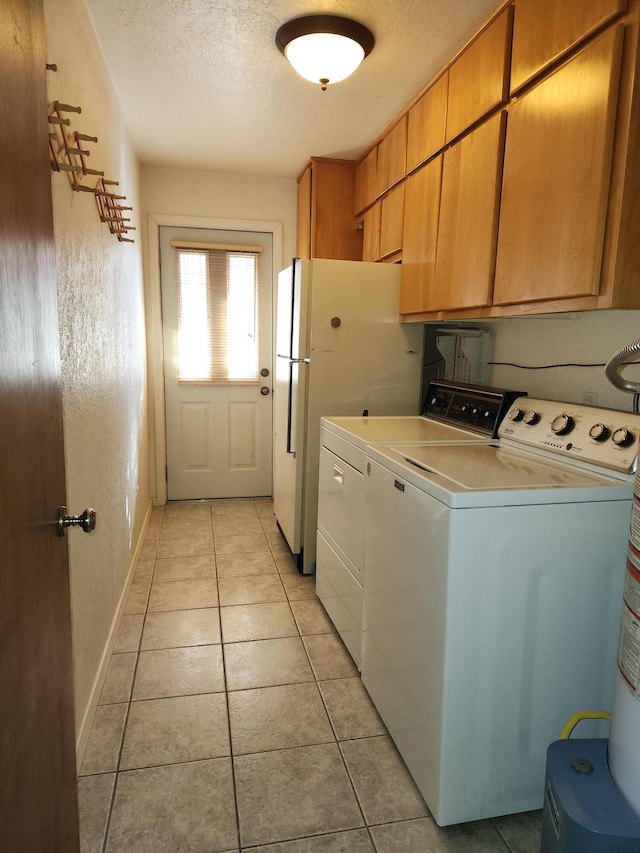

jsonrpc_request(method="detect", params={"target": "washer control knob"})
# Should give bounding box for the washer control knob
[509,407,525,422]
[589,423,610,442]
[523,410,540,425]
[551,413,575,436]
[612,427,634,447]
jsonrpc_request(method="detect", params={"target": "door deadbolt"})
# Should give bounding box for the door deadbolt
[260,368,270,377]
[57,506,97,537]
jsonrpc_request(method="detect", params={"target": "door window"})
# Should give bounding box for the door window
[174,244,260,383]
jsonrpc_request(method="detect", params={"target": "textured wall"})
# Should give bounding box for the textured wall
[140,166,297,500]
[141,166,297,265]
[44,0,150,734]
[466,311,640,411]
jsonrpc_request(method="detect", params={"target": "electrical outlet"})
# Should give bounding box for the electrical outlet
[583,391,598,406]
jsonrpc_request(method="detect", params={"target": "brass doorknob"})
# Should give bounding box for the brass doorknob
[57,506,97,537]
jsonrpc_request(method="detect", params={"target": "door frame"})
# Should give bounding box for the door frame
[146,213,283,504]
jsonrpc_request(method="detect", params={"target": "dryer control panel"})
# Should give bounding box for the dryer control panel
[423,380,525,438]
[500,397,640,473]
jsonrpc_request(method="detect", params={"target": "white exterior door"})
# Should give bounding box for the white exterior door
[161,226,273,499]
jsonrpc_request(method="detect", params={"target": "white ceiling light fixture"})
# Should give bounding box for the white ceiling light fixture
[276,15,375,91]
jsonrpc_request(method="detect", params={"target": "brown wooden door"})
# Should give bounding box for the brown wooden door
[433,111,507,311]
[0,1,80,851]
[376,117,407,195]
[296,163,312,258]
[445,6,513,143]
[406,71,449,174]
[494,26,623,307]
[399,155,443,315]
[362,201,382,262]
[379,182,405,260]
[510,0,626,94]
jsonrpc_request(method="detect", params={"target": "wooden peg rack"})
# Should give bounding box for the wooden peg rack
[47,91,135,243]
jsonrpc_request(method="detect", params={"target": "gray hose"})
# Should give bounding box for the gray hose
[605,339,640,393]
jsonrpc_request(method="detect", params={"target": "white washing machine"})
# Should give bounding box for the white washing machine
[361,397,640,827]
[316,381,523,667]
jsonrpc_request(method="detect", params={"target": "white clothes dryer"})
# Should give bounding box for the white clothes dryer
[316,381,523,666]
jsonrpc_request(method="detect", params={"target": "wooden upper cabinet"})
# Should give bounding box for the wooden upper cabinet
[297,158,362,261]
[434,111,507,311]
[379,182,405,260]
[446,6,513,144]
[494,26,623,307]
[376,117,407,196]
[406,72,449,174]
[296,163,312,259]
[400,156,443,315]
[354,147,378,215]
[362,201,381,262]
[510,0,626,95]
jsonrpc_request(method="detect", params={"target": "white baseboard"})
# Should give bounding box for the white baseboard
[75,498,154,765]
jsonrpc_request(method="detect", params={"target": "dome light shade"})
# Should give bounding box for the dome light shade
[276,15,374,90]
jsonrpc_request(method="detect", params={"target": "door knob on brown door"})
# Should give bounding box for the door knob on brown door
[57,506,97,537]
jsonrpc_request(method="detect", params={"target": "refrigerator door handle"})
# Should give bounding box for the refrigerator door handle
[286,361,294,455]
[277,354,310,364]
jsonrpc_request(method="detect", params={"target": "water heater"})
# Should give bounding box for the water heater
[609,463,640,815]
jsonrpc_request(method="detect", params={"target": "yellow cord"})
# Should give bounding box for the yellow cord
[560,710,611,739]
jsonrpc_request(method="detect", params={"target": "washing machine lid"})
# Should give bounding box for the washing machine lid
[321,416,488,450]
[369,442,633,508]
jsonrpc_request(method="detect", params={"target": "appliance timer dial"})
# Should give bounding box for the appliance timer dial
[588,423,610,442]
[612,427,634,447]
[551,414,575,436]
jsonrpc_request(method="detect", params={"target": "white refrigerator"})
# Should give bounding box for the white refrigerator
[273,258,424,574]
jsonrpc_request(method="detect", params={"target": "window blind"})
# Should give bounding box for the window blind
[174,245,259,383]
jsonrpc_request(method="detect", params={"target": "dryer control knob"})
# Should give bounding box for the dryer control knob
[523,410,540,425]
[551,414,575,436]
[613,427,634,447]
[509,407,525,422]
[589,423,610,442]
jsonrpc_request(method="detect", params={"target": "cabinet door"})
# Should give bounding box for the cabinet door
[354,147,378,215]
[446,6,513,143]
[377,117,407,196]
[362,202,381,262]
[379,183,405,260]
[510,0,626,94]
[311,159,362,260]
[296,164,312,258]
[399,156,443,315]
[406,72,448,174]
[494,27,623,307]
[434,112,506,311]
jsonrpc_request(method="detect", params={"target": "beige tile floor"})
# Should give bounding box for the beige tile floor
[77,498,542,853]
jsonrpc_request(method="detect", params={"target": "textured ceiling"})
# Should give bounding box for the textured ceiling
[84,0,500,178]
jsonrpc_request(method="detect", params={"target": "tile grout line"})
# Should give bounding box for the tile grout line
[99,506,164,853]
[90,498,438,852]
[215,499,245,853]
